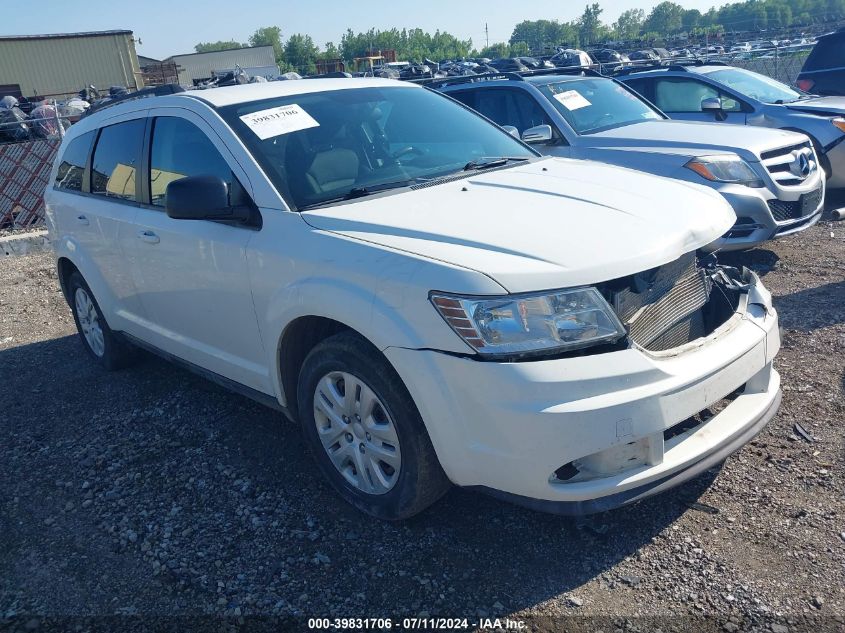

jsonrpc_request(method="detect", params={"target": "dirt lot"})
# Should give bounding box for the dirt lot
[1,219,843,632]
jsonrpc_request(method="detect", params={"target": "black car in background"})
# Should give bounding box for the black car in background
[488,58,531,72]
[629,50,660,63]
[591,48,630,70]
[797,28,845,96]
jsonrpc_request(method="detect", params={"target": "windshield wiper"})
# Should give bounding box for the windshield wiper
[463,156,530,171]
[296,179,413,211]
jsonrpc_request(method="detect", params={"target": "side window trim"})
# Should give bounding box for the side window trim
[139,115,153,206]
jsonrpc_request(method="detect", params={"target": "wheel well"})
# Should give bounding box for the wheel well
[279,316,351,416]
[57,257,79,303]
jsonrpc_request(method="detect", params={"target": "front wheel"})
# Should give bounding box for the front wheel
[297,332,450,520]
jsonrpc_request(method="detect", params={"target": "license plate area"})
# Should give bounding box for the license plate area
[801,188,822,214]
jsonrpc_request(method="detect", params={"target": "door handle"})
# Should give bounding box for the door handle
[76,214,89,226]
[137,230,160,244]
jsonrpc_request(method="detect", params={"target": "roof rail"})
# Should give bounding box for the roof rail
[611,58,727,76]
[82,83,186,118]
[415,72,523,88]
[417,66,607,89]
[516,66,606,79]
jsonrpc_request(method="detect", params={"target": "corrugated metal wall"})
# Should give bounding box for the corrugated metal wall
[0,32,142,98]
[168,46,277,84]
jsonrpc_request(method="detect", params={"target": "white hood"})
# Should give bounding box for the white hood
[302,158,735,293]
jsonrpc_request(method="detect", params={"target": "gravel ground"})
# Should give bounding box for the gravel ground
[1,218,843,633]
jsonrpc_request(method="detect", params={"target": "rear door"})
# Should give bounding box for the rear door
[124,109,269,392]
[53,115,149,331]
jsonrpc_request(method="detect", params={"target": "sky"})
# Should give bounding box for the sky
[4,0,738,60]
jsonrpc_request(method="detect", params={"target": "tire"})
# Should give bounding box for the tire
[297,331,450,520]
[67,271,136,370]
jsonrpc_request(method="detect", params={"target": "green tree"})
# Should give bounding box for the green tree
[320,41,341,60]
[578,3,608,46]
[194,40,244,53]
[643,1,686,34]
[284,33,320,75]
[681,9,702,32]
[478,42,510,58]
[509,19,578,55]
[249,26,284,65]
[613,8,645,40]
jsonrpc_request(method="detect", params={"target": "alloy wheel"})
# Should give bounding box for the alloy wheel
[74,287,105,357]
[313,371,402,495]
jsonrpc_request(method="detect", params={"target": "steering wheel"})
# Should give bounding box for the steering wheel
[391,146,425,160]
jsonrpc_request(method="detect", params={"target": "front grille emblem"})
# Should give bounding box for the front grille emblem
[790,149,812,178]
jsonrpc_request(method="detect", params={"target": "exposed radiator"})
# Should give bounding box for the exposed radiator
[612,253,710,350]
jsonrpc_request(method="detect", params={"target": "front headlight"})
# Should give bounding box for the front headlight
[431,287,626,356]
[832,117,845,134]
[685,155,764,188]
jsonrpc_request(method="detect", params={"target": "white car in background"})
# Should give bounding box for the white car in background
[45,79,782,519]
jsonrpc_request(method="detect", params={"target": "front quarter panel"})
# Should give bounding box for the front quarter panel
[247,210,505,407]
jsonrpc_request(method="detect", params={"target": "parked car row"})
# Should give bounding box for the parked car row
[46,73,793,521]
[431,64,840,250]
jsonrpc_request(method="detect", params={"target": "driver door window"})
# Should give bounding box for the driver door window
[652,77,742,113]
[149,116,245,207]
[469,89,553,136]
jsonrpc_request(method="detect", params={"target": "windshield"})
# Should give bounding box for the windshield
[219,86,536,210]
[538,79,663,135]
[706,68,804,103]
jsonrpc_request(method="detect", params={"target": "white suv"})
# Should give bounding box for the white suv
[45,79,782,519]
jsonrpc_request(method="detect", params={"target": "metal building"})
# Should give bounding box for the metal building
[0,30,143,99]
[165,45,279,85]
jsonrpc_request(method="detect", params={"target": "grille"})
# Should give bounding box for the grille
[611,253,710,350]
[768,186,823,222]
[760,141,815,187]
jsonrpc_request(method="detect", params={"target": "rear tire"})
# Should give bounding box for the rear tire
[297,331,450,520]
[67,271,136,370]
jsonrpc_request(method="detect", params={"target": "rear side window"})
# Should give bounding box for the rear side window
[55,131,94,192]
[90,119,145,202]
[149,117,241,207]
[803,35,845,71]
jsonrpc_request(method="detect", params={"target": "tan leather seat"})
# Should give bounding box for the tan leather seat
[305,148,359,194]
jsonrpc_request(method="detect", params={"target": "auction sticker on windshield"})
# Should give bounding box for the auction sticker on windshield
[553,90,592,111]
[240,104,319,140]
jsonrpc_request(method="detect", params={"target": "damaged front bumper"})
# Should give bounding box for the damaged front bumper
[385,268,781,515]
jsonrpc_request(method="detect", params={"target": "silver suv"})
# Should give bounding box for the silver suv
[617,62,845,191]
[437,69,825,251]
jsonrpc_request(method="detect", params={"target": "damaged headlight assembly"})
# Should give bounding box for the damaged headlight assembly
[431,288,626,356]
[685,155,764,188]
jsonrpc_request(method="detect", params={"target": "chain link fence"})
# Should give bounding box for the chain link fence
[729,51,810,87]
[0,138,60,230]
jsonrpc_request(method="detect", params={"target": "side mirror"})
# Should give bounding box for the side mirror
[165,175,251,222]
[521,124,553,144]
[501,125,519,138]
[701,96,723,111]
